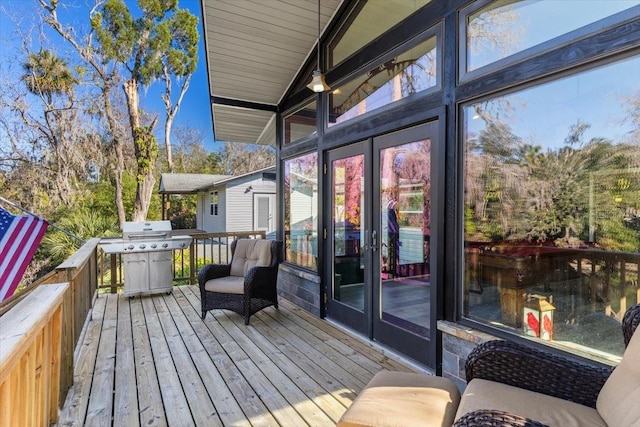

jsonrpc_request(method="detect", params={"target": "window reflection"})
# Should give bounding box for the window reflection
[284,101,317,145]
[284,153,318,269]
[329,36,437,128]
[463,56,640,362]
[465,0,638,73]
[329,0,431,68]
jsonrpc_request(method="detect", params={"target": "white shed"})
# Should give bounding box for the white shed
[159,167,276,235]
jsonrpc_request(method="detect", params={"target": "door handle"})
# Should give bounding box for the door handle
[364,229,369,251]
[371,230,377,252]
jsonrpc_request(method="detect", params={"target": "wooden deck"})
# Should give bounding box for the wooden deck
[57,285,420,427]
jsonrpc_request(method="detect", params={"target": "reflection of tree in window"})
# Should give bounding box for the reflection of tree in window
[465,90,640,251]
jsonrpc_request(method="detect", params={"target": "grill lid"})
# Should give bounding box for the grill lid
[122,220,172,240]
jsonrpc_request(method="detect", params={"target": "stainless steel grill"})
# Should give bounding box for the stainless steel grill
[100,221,192,297]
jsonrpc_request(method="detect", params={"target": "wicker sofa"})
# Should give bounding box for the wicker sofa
[337,304,640,427]
[198,239,282,325]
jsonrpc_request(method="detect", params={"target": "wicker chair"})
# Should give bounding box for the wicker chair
[337,305,640,427]
[198,239,282,325]
[454,304,640,427]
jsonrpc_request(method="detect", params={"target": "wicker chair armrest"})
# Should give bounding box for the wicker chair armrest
[198,263,231,288]
[244,265,278,295]
[454,409,550,427]
[623,304,640,347]
[465,340,613,408]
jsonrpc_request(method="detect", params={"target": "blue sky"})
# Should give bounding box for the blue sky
[0,0,220,152]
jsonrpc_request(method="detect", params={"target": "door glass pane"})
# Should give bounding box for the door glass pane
[379,140,431,336]
[333,154,365,311]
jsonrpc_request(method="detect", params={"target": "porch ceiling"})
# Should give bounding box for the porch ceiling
[201,0,343,145]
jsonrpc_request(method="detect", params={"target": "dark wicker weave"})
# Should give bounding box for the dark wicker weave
[454,409,550,427]
[458,304,640,426]
[198,239,282,325]
[623,303,640,347]
[464,340,613,408]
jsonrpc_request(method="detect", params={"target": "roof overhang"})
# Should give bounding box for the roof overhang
[201,0,343,146]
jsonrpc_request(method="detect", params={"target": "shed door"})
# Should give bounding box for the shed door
[254,194,275,233]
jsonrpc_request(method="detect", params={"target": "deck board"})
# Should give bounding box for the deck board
[130,297,166,427]
[114,293,138,427]
[57,285,422,427]
[56,290,107,427]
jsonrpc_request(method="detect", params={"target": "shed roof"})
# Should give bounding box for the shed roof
[199,166,276,190]
[158,173,232,194]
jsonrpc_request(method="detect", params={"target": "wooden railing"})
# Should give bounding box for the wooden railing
[0,232,273,423]
[98,231,267,292]
[0,283,68,426]
[0,238,100,423]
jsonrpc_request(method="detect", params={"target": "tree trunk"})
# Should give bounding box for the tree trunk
[124,78,157,222]
[164,116,174,172]
[162,69,192,174]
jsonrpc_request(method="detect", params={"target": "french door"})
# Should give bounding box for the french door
[325,121,439,367]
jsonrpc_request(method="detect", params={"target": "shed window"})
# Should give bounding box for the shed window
[210,192,218,216]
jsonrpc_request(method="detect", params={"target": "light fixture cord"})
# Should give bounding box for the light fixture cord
[317,0,321,71]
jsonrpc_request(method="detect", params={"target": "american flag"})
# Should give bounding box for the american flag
[0,207,49,302]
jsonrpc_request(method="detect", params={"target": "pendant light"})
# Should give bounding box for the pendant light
[307,0,331,92]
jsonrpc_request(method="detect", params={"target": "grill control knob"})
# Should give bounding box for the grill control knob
[162,243,169,248]
[150,243,157,249]
[127,245,134,250]
[139,244,146,249]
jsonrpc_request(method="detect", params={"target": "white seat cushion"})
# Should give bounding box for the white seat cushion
[337,371,461,427]
[596,328,640,427]
[455,379,605,427]
[204,276,244,294]
[230,239,272,277]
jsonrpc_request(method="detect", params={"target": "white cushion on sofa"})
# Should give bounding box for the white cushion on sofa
[597,328,640,427]
[455,379,605,427]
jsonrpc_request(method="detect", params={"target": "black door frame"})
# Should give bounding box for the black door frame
[323,120,442,368]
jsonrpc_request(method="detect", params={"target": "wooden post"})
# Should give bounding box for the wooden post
[110,254,118,294]
[190,240,196,286]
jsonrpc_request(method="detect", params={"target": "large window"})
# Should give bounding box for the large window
[284,153,318,270]
[328,34,438,128]
[329,0,430,68]
[462,1,638,78]
[463,55,640,363]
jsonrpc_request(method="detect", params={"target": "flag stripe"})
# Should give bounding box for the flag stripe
[0,209,48,302]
